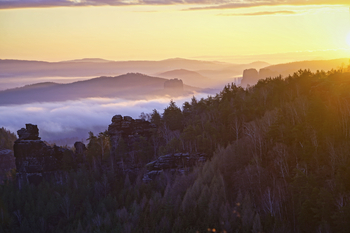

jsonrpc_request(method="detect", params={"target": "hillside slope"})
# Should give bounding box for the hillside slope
[0,58,234,78]
[0,73,201,105]
[157,69,211,88]
[240,58,349,87]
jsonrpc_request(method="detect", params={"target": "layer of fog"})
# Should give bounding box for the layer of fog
[0,94,209,146]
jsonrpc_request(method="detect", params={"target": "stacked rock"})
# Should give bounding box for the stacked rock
[14,124,73,185]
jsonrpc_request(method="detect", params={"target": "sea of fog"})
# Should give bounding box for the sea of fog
[0,93,210,146]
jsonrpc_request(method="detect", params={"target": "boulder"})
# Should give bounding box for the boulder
[112,115,123,123]
[17,124,40,140]
[124,116,133,122]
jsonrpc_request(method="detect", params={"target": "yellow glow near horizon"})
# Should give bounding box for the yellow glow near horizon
[0,5,350,63]
[347,32,350,46]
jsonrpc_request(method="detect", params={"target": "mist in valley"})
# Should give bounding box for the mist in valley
[0,92,210,146]
[1,57,348,146]
[0,57,264,145]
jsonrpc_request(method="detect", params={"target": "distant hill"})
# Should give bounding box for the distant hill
[62,58,113,63]
[0,58,235,78]
[157,69,211,88]
[185,61,269,89]
[262,58,349,77]
[196,61,270,81]
[0,73,201,105]
[0,58,270,91]
[240,58,350,87]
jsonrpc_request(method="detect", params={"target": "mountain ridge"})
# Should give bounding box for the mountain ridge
[0,73,202,105]
[240,57,350,87]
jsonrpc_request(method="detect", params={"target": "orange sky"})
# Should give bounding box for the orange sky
[1,1,350,64]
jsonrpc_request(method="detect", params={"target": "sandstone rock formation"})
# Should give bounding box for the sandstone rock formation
[164,78,183,90]
[74,141,86,155]
[240,68,259,87]
[259,68,277,80]
[17,124,40,140]
[74,141,87,162]
[107,115,208,180]
[241,68,280,88]
[14,124,73,185]
[0,148,15,183]
[108,115,155,158]
[143,152,207,181]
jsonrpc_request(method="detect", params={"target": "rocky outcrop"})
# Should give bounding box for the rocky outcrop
[14,124,73,185]
[0,149,15,183]
[108,115,208,179]
[74,141,86,159]
[241,68,260,87]
[259,68,277,80]
[164,78,183,90]
[241,68,281,88]
[17,124,40,140]
[108,115,155,158]
[74,142,86,154]
[143,152,207,181]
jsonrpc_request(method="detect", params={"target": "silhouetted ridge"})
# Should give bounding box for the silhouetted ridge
[240,58,349,87]
[0,73,200,105]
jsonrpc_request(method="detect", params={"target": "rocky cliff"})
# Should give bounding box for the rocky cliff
[241,68,281,88]
[12,120,208,184]
[143,152,207,181]
[108,115,155,158]
[240,68,259,87]
[108,115,208,180]
[14,124,74,185]
[258,68,277,80]
[74,141,87,163]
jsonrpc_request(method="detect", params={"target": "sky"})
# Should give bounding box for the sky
[1,0,350,64]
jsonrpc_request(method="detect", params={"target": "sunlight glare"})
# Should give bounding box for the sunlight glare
[347,32,350,46]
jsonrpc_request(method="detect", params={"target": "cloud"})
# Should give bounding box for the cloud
[0,94,209,144]
[218,10,297,16]
[0,0,349,9]
[187,0,350,11]
[0,0,127,9]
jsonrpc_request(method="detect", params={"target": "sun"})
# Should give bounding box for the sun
[347,32,350,46]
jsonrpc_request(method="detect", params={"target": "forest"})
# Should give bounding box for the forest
[1,67,350,232]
